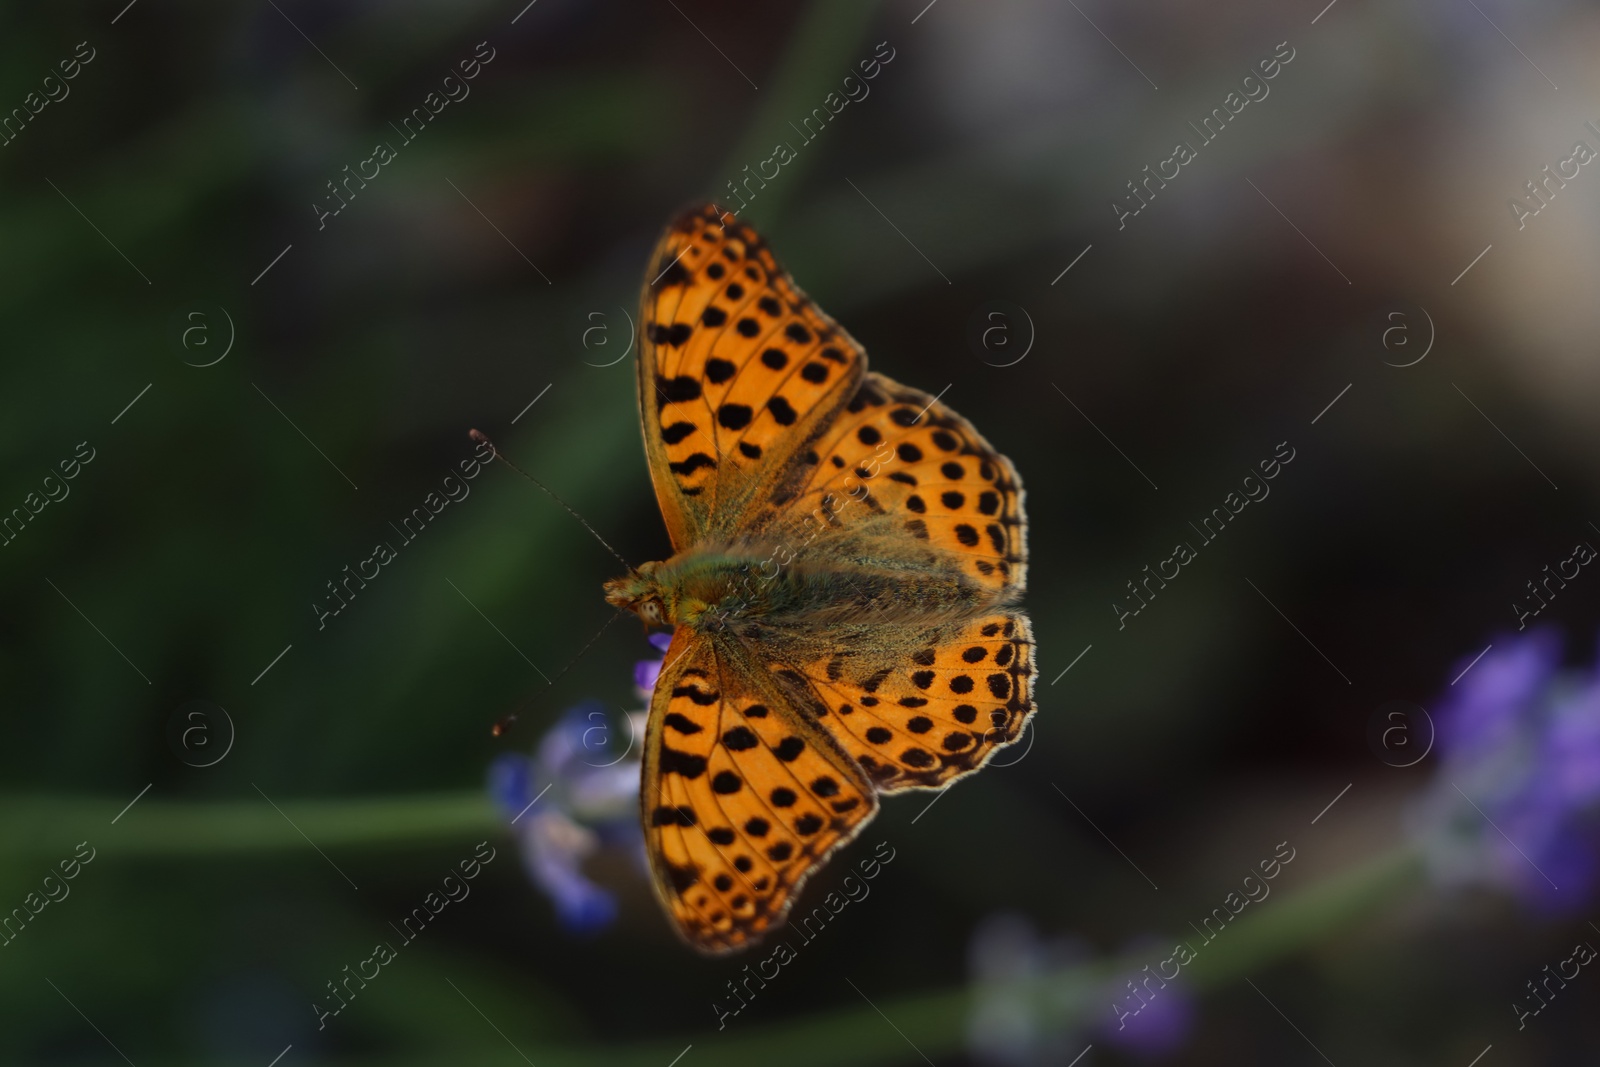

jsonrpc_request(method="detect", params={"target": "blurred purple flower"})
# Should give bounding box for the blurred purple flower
[967,914,1102,1066]
[1414,629,1600,914]
[966,918,1195,1063]
[489,685,647,934]
[634,630,671,693]
[1436,629,1562,759]
[1100,972,1195,1059]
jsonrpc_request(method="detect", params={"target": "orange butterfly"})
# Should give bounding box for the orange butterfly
[604,204,1033,954]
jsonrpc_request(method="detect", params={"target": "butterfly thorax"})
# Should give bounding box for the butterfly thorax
[604,542,992,635]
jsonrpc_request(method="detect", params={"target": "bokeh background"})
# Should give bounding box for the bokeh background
[5,0,1600,1063]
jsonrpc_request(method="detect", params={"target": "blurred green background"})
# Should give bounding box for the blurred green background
[4,0,1600,1063]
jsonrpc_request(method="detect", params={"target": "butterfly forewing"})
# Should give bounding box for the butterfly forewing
[642,627,878,954]
[637,205,866,551]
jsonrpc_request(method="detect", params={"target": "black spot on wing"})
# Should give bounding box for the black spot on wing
[767,396,797,426]
[722,726,758,751]
[654,260,690,287]
[669,453,717,476]
[664,712,703,734]
[652,804,696,826]
[659,748,708,779]
[671,682,719,704]
[658,375,701,402]
[666,863,698,892]
[661,422,696,445]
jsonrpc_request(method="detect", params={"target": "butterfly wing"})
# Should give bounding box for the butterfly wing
[762,611,1035,792]
[642,626,878,954]
[635,204,866,551]
[744,370,1034,791]
[755,371,1028,596]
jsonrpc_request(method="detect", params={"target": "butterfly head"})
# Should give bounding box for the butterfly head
[603,562,669,627]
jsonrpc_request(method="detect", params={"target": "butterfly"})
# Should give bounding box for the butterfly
[603,204,1033,954]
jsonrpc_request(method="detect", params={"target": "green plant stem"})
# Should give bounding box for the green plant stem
[0,791,495,858]
[323,848,1422,1066]
[2,788,1423,1065]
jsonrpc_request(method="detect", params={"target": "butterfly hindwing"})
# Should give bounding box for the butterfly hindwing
[637,205,866,551]
[642,627,878,954]
[766,612,1035,793]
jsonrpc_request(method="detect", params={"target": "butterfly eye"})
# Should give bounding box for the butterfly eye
[641,599,664,625]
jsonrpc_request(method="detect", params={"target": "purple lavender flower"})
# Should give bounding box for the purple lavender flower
[1436,629,1562,759]
[966,918,1195,1063]
[634,630,671,693]
[968,914,1098,1066]
[1415,629,1600,914]
[489,693,645,935]
[1099,968,1195,1059]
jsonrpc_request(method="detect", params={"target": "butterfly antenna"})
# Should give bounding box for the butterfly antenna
[469,429,635,573]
